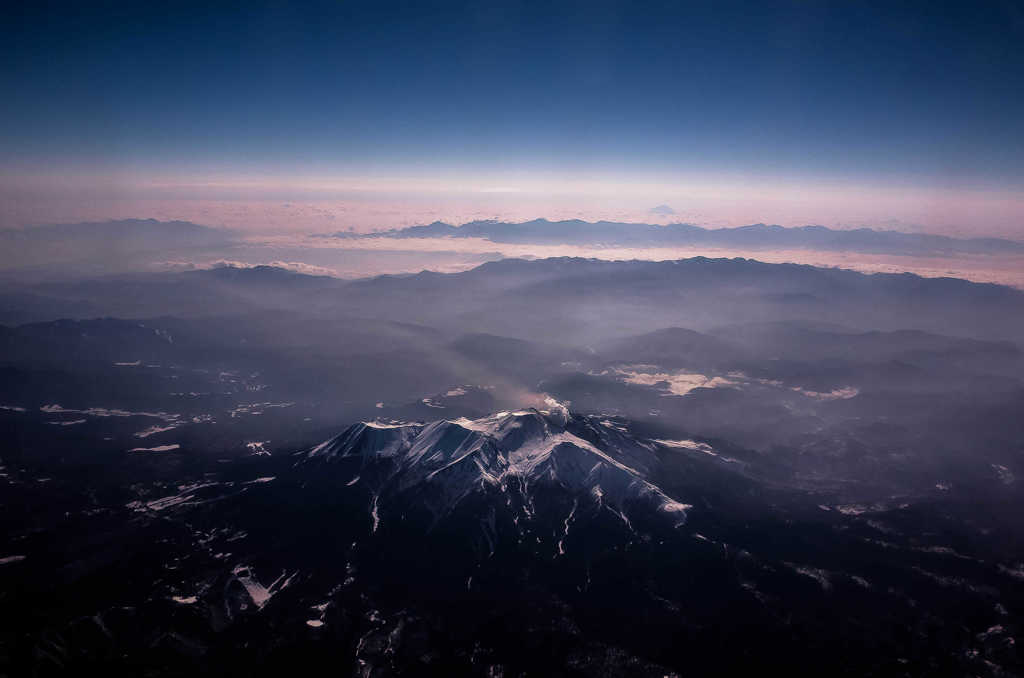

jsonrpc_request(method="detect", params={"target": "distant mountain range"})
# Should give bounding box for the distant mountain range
[328,218,1024,255]
[4,255,1024,338]
[0,218,234,249]
[0,219,237,276]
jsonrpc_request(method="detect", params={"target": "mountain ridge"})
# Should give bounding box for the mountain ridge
[331,218,1024,255]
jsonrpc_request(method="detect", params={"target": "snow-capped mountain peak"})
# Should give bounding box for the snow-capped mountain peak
[302,407,690,537]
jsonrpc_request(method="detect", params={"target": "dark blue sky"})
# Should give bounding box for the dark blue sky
[4,0,1024,186]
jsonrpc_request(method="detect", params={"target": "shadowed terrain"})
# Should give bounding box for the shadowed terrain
[1,252,1023,675]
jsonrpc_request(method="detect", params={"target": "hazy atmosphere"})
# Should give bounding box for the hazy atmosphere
[3,1,1024,676]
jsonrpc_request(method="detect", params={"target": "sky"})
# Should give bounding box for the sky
[3,0,1024,235]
